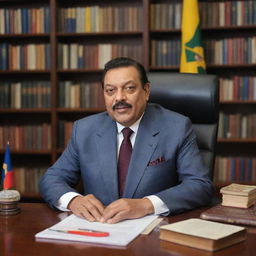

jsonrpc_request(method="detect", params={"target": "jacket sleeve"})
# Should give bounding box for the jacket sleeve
[155,118,214,215]
[39,121,81,208]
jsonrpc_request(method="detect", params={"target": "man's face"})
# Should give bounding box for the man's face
[103,66,150,127]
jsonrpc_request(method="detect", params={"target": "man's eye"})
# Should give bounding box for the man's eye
[105,88,115,94]
[126,86,135,92]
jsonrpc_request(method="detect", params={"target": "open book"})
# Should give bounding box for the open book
[35,214,158,247]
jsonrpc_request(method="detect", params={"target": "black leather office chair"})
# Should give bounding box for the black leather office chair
[148,73,219,180]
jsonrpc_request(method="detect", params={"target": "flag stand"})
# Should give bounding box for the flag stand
[0,189,21,215]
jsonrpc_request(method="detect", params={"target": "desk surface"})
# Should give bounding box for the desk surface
[1,203,256,256]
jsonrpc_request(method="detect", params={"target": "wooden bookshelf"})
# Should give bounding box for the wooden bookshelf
[0,0,256,199]
[150,0,256,188]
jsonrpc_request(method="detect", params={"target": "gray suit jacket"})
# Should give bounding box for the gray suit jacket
[40,103,213,214]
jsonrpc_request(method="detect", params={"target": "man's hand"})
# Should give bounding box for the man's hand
[68,194,105,222]
[100,198,154,224]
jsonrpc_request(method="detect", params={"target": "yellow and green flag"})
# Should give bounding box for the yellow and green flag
[180,0,206,73]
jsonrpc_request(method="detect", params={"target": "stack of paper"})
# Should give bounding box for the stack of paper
[35,214,158,247]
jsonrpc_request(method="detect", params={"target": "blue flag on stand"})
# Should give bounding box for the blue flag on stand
[2,142,14,189]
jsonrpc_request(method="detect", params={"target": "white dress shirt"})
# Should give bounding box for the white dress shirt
[57,115,169,215]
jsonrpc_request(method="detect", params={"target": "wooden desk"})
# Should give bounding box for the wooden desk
[0,203,255,256]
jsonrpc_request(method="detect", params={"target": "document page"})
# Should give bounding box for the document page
[35,214,158,246]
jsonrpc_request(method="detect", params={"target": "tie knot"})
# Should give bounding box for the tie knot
[122,127,133,140]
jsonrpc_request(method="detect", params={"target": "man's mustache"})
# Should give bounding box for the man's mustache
[112,101,132,110]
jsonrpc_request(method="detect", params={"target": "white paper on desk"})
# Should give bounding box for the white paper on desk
[35,214,158,247]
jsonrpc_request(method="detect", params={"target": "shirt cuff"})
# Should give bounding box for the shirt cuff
[56,192,81,211]
[145,195,169,215]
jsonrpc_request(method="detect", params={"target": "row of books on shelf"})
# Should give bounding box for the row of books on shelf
[150,3,181,30]
[151,39,180,67]
[59,5,142,33]
[1,37,255,71]
[0,1,255,35]
[14,167,46,193]
[0,43,50,70]
[2,76,255,109]
[151,1,256,30]
[218,112,256,139]
[58,43,142,69]
[59,81,104,109]
[150,37,256,67]
[200,1,256,27]
[0,124,51,150]
[220,76,256,101]
[0,81,51,108]
[0,7,50,34]
[204,37,256,65]
[214,156,256,183]
[1,77,255,110]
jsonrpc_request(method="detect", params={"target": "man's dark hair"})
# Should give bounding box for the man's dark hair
[102,57,149,88]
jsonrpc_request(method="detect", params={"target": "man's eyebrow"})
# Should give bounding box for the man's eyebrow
[104,80,135,87]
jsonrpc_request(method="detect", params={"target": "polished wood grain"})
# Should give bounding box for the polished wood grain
[1,203,256,256]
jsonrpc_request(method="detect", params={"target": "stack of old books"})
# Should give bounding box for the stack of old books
[200,183,256,227]
[220,183,256,208]
[159,184,256,252]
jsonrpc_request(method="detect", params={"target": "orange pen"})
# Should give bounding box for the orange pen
[49,228,109,237]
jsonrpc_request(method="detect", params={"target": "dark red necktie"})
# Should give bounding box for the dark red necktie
[118,127,133,197]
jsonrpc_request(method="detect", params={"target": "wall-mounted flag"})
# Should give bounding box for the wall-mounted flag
[180,0,206,73]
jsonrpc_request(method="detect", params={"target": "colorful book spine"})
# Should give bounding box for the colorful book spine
[205,37,256,65]
[214,156,256,184]
[0,81,51,108]
[58,43,142,69]
[150,2,181,29]
[151,1,256,30]
[0,44,50,70]
[0,123,51,150]
[150,37,256,67]
[13,167,46,193]
[0,7,50,34]
[218,112,256,139]
[151,39,181,67]
[58,81,104,109]
[59,4,142,33]
[220,76,256,101]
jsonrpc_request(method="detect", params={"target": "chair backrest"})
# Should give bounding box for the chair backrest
[148,72,219,180]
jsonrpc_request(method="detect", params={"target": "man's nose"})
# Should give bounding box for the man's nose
[115,88,126,101]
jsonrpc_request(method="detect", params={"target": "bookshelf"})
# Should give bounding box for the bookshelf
[149,0,256,190]
[0,0,52,201]
[0,0,255,200]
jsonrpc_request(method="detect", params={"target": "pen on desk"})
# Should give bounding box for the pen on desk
[49,228,109,237]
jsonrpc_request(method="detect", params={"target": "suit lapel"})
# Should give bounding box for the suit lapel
[95,115,119,201]
[123,105,160,198]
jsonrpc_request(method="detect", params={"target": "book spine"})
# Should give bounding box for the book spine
[214,156,256,183]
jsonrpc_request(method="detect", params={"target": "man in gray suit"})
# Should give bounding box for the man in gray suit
[40,57,213,224]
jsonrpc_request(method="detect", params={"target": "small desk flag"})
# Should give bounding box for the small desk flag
[2,142,14,189]
[180,0,206,73]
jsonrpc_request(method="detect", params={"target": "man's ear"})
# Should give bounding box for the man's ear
[144,82,150,101]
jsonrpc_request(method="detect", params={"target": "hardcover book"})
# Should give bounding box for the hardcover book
[220,183,256,208]
[200,204,256,226]
[159,218,246,252]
